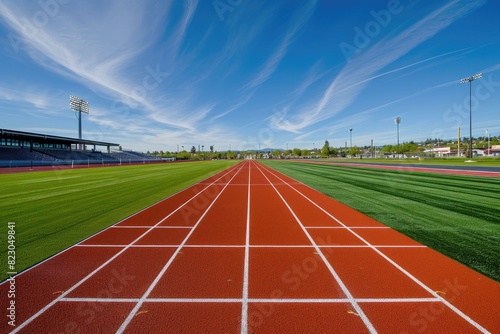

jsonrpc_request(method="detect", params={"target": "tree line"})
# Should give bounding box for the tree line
[146,135,499,159]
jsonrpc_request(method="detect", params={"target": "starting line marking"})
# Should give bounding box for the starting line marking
[75,244,427,248]
[60,297,441,304]
[112,226,192,229]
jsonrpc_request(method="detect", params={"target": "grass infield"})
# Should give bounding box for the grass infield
[261,160,500,282]
[322,157,500,166]
[0,160,238,282]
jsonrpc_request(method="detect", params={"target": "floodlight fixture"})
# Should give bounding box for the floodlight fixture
[70,95,89,114]
[460,73,483,84]
[70,95,90,149]
[460,73,482,159]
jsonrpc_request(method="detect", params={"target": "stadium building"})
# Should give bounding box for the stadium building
[0,129,165,168]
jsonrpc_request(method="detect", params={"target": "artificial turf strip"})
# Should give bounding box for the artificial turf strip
[261,160,500,282]
[0,160,238,281]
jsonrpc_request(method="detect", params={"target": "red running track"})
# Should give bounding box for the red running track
[1,160,498,333]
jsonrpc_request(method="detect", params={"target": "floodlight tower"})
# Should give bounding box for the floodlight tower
[394,117,401,158]
[486,129,490,156]
[70,95,90,150]
[460,73,482,159]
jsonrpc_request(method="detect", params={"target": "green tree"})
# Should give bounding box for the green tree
[349,146,361,157]
[190,146,196,154]
[292,148,301,157]
[271,150,282,158]
[381,145,394,154]
[321,140,331,157]
[401,142,419,154]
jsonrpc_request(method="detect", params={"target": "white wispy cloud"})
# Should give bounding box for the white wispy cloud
[270,0,488,133]
[243,1,317,91]
[0,1,214,132]
[0,1,167,101]
[0,85,66,114]
[210,92,255,121]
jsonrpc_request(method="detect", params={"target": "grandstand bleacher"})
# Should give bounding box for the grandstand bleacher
[0,129,170,168]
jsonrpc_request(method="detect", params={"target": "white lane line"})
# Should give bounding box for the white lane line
[116,163,245,333]
[258,163,491,334]
[0,163,241,286]
[60,297,441,303]
[240,160,251,334]
[10,163,244,334]
[254,162,378,334]
[111,226,193,229]
[62,298,141,303]
[306,226,390,229]
[74,244,426,249]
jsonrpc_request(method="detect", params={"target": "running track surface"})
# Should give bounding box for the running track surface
[1,161,498,333]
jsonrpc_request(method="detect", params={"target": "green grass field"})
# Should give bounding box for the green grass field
[322,157,500,166]
[261,160,500,282]
[0,160,238,281]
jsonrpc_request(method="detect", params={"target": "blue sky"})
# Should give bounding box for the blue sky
[0,0,499,152]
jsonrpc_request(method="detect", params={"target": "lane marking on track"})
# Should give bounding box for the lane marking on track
[257,162,491,334]
[74,244,426,249]
[60,297,441,303]
[111,226,193,229]
[0,163,241,286]
[254,162,378,334]
[241,160,251,334]
[116,163,246,334]
[9,162,245,334]
[197,183,294,186]
[306,226,391,229]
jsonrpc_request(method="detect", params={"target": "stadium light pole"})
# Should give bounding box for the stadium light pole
[460,73,482,160]
[395,117,401,158]
[70,96,89,150]
[486,129,490,156]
